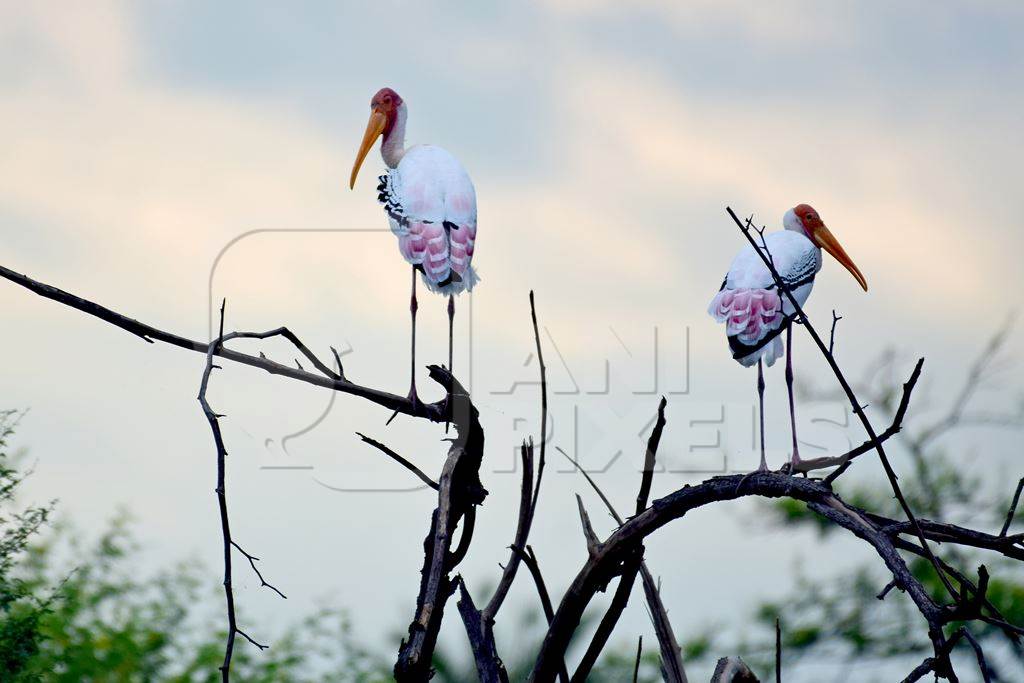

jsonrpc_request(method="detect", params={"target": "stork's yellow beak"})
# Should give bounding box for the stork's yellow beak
[349,108,387,190]
[814,224,868,291]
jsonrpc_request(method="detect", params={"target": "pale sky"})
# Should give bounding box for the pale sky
[2,2,1023,680]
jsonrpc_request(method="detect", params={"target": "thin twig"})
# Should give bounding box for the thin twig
[806,358,924,480]
[829,310,842,356]
[528,290,549,526]
[356,432,439,490]
[633,636,643,683]
[960,628,993,683]
[576,494,600,555]
[1000,476,1024,537]
[636,397,668,515]
[775,617,781,683]
[198,300,268,681]
[231,541,287,599]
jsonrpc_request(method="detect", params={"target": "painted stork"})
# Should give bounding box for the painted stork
[708,205,867,471]
[349,87,478,406]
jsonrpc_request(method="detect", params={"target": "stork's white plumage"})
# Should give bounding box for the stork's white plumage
[709,204,867,470]
[376,144,478,295]
[349,87,479,406]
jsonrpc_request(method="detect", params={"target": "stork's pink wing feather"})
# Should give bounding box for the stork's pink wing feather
[708,288,783,345]
[398,220,451,287]
[448,221,476,278]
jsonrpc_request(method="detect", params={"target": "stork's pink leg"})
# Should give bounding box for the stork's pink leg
[445,295,454,433]
[785,325,801,471]
[757,358,767,472]
[408,266,419,406]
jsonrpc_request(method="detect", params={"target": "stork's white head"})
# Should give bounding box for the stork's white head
[349,87,407,189]
[785,204,868,292]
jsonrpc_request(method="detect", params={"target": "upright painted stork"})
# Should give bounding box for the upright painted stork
[349,87,478,405]
[708,205,867,471]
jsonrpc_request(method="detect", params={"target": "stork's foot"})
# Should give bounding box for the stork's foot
[406,384,420,410]
[735,465,768,495]
[789,453,807,477]
[385,384,421,426]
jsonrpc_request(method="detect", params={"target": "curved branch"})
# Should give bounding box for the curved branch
[528,473,953,682]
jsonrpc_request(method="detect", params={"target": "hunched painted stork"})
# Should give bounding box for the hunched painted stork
[349,87,478,406]
[708,205,867,471]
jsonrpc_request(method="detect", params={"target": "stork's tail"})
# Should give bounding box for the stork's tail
[423,265,479,296]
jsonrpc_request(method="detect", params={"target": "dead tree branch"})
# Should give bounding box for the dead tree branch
[1001,476,1024,537]
[0,264,446,422]
[199,300,275,681]
[557,445,688,683]
[394,365,486,681]
[527,468,1023,682]
[457,292,550,682]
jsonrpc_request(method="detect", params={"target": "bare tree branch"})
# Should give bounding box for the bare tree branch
[632,635,643,683]
[456,578,509,683]
[561,399,679,683]
[0,264,446,423]
[636,397,668,515]
[573,545,643,682]
[556,446,688,683]
[199,300,272,682]
[528,471,1001,682]
[509,545,569,683]
[459,292,550,681]
[230,540,287,600]
[576,495,600,555]
[828,310,842,356]
[394,365,486,682]
[1001,476,1024,537]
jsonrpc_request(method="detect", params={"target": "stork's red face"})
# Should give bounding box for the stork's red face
[793,203,868,292]
[349,88,404,189]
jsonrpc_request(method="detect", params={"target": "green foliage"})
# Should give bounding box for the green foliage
[0,410,54,678]
[0,411,395,681]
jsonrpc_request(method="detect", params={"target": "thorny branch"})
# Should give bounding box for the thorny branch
[556,399,688,683]
[559,442,689,682]
[458,291,550,683]
[199,300,280,681]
